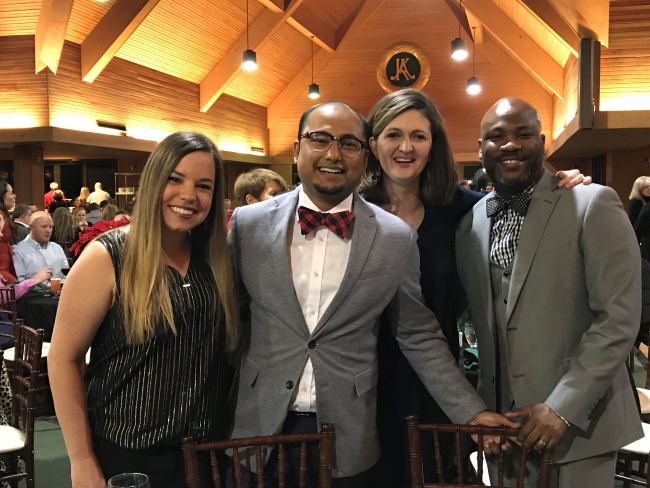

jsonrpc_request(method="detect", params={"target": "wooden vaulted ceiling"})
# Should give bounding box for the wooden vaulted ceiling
[0,0,612,158]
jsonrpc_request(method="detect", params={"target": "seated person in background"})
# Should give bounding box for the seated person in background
[13,211,67,281]
[11,203,32,242]
[87,182,111,205]
[48,189,69,214]
[100,203,118,221]
[44,182,65,208]
[52,207,75,249]
[73,186,90,208]
[233,168,288,207]
[0,210,52,299]
[113,210,130,223]
[86,203,102,225]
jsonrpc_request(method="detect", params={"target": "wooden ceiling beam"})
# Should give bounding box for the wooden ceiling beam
[34,0,74,74]
[518,0,580,57]
[81,0,160,83]
[267,0,388,129]
[464,0,564,99]
[286,5,336,52]
[199,0,306,113]
[255,0,287,13]
[444,0,474,39]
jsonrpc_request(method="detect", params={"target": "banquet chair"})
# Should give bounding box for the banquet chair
[406,416,554,488]
[0,286,18,351]
[0,325,44,488]
[181,423,335,488]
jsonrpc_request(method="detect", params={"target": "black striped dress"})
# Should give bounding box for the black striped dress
[86,229,233,449]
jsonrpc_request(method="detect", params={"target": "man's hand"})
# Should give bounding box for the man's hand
[505,403,568,451]
[469,411,520,455]
[32,267,53,285]
[556,169,592,188]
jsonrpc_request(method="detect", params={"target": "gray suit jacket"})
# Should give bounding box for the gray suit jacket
[229,189,487,477]
[456,170,643,463]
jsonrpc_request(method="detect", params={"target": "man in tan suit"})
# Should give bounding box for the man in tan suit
[456,98,642,487]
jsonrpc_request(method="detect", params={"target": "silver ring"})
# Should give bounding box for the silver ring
[537,439,548,447]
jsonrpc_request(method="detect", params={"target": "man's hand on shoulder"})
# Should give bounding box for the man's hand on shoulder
[469,411,520,455]
[505,403,568,451]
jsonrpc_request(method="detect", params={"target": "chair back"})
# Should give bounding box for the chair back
[0,286,18,349]
[181,424,335,488]
[407,416,554,488]
[10,325,44,443]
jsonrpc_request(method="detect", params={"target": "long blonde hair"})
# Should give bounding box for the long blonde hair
[120,131,239,350]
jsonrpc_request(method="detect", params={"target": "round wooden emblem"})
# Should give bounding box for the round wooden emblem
[377,42,430,93]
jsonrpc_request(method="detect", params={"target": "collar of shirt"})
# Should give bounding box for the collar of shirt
[26,236,49,251]
[296,187,353,217]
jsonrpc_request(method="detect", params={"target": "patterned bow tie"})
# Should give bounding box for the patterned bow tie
[298,206,353,239]
[485,192,531,218]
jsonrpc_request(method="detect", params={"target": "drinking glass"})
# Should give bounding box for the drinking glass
[107,473,151,488]
[61,258,74,277]
[464,323,478,348]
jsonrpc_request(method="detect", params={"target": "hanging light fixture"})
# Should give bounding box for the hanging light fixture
[308,36,320,99]
[467,27,481,95]
[242,0,257,71]
[451,0,468,61]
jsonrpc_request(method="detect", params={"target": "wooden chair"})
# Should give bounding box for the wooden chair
[0,325,44,488]
[181,424,335,488]
[616,423,650,487]
[0,286,18,351]
[407,416,554,488]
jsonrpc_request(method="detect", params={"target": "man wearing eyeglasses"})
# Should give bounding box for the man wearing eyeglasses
[228,101,515,487]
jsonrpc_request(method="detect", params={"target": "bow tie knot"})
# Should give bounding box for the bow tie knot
[485,193,531,218]
[298,206,353,239]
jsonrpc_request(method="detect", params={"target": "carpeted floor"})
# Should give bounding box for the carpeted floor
[34,415,70,488]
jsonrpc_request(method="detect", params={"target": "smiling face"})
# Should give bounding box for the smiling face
[370,109,432,188]
[479,98,545,197]
[160,151,215,235]
[293,103,368,210]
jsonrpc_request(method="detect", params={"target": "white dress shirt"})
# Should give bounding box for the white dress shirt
[13,236,67,281]
[289,187,353,412]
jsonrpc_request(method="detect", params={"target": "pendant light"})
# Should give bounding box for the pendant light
[451,0,468,61]
[308,36,320,99]
[467,27,481,95]
[242,0,257,71]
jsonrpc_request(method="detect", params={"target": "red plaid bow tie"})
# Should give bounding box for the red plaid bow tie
[298,206,353,239]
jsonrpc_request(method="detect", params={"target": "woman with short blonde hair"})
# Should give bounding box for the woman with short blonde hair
[628,176,650,225]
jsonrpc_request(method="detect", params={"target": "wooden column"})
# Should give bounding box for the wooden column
[13,145,45,209]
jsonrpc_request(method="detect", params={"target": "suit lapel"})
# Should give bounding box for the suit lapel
[312,194,377,337]
[472,197,496,335]
[268,190,309,335]
[506,170,560,320]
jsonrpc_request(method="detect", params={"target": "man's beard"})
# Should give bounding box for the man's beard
[486,149,545,196]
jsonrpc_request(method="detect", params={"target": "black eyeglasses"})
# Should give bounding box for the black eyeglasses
[300,131,367,157]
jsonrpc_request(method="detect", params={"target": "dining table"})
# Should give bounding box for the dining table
[16,291,60,342]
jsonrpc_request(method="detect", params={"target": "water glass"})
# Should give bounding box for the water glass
[464,323,478,348]
[107,473,151,488]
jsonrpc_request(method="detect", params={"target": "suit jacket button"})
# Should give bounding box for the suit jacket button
[504,298,508,304]
[503,271,511,277]
[286,381,294,389]
[308,340,316,349]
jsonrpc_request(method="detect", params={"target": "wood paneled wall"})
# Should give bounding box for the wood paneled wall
[607,146,650,208]
[601,0,650,110]
[0,36,49,128]
[552,55,579,140]
[0,35,270,156]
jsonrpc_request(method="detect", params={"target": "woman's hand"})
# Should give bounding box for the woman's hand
[557,169,592,188]
[70,454,106,488]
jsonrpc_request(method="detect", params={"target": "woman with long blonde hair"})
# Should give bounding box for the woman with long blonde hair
[49,131,239,488]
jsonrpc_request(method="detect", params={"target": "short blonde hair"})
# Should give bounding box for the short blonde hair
[233,168,288,206]
[630,176,650,201]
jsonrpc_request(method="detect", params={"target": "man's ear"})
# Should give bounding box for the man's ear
[369,137,379,159]
[293,140,300,163]
[540,133,546,146]
[245,194,259,205]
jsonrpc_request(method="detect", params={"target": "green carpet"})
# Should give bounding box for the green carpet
[35,416,70,488]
